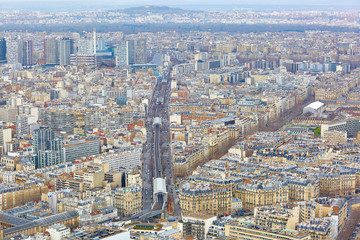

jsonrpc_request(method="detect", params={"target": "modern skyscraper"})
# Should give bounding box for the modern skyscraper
[33,126,56,152]
[33,126,63,168]
[114,40,147,67]
[58,38,71,65]
[135,39,146,64]
[114,41,129,66]
[0,38,6,61]
[127,40,135,65]
[44,39,59,65]
[19,40,33,67]
[97,38,106,51]
[77,39,94,55]
[6,40,19,64]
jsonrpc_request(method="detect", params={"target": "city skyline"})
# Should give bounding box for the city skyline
[0,1,360,240]
[0,0,359,12]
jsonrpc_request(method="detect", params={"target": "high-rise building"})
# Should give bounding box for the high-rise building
[33,127,63,168]
[42,110,75,134]
[58,38,71,65]
[44,39,59,65]
[5,40,19,64]
[114,40,146,67]
[127,40,135,65]
[77,39,94,55]
[135,39,146,64]
[0,38,6,61]
[0,127,12,154]
[33,126,56,152]
[16,114,37,137]
[114,41,128,66]
[97,38,106,51]
[19,40,34,67]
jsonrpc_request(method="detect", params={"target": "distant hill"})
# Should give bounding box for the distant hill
[122,5,197,15]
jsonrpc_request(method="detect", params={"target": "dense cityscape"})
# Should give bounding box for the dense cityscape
[0,3,360,240]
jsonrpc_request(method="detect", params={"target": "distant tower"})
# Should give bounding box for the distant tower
[0,38,6,61]
[114,39,147,67]
[93,28,96,55]
[6,39,19,64]
[77,39,94,55]
[19,40,34,67]
[44,39,59,65]
[58,38,71,65]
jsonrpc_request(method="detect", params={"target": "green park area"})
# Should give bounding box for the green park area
[312,127,321,135]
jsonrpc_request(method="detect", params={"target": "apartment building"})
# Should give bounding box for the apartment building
[62,138,100,163]
[114,184,142,217]
[174,144,205,177]
[234,180,289,210]
[297,218,334,240]
[225,218,310,240]
[179,182,232,216]
[94,147,141,172]
[288,178,320,202]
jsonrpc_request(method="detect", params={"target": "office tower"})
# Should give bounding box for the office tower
[0,38,6,61]
[97,38,106,51]
[33,126,63,168]
[19,40,34,67]
[114,40,147,67]
[44,39,59,65]
[33,126,56,152]
[6,40,19,64]
[135,39,146,64]
[127,40,135,65]
[58,38,71,65]
[114,41,128,66]
[77,39,94,55]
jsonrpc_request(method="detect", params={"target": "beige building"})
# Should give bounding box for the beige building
[179,182,232,216]
[56,173,84,192]
[174,144,205,177]
[233,180,289,210]
[0,184,49,211]
[254,205,300,230]
[319,170,355,197]
[322,131,347,145]
[73,168,105,191]
[288,178,320,202]
[115,185,142,217]
[297,197,347,233]
[225,218,311,240]
[0,155,20,170]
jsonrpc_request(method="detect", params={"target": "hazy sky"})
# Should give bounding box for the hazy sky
[0,0,359,11]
